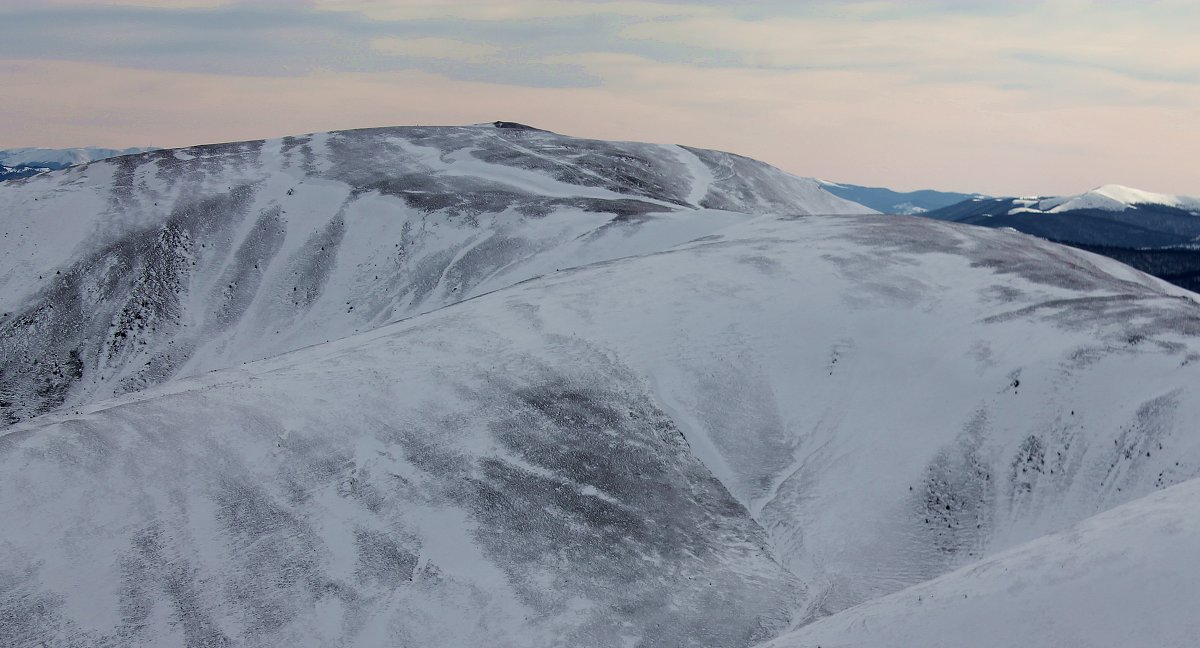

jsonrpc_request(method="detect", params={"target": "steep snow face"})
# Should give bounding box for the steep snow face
[0,124,867,425]
[4,215,1200,646]
[0,146,156,168]
[763,477,1200,648]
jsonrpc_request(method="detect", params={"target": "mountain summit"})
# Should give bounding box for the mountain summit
[1007,184,1200,214]
[2,126,1199,648]
[0,124,869,425]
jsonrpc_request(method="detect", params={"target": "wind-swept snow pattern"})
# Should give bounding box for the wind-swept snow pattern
[4,212,1200,646]
[763,477,1200,648]
[0,124,865,426]
[3,128,1200,647]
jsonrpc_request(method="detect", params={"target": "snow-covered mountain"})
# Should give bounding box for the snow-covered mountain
[924,184,1200,292]
[817,179,981,214]
[1026,184,1200,214]
[0,123,869,426]
[925,184,1200,247]
[3,126,1200,647]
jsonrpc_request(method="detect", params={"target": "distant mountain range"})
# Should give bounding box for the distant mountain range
[817,180,983,214]
[0,146,156,181]
[925,184,1200,246]
[925,184,1200,291]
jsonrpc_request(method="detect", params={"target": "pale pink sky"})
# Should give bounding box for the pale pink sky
[2,0,1198,196]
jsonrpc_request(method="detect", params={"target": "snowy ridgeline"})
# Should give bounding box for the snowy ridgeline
[1019,184,1200,214]
[922,185,1200,295]
[925,184,1200,247]
[2,125,1200,647]
[0,124,869,426]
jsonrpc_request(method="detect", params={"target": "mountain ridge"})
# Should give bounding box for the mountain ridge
[0,123,870,426]
[923,184,1200,292]
[3,126,1200,647]
[6,211,1200,646]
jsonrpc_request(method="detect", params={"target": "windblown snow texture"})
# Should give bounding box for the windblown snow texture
[0,124,867,426]
[763,478,1200,648]
[4,127,1200,648]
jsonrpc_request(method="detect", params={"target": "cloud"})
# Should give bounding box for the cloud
[618,3,1200,93]
[25,0,240,7]
[1,1,1198,195]
[309,0,714,21]
[371,37,502,62]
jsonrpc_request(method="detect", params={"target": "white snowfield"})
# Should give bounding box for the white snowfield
[1009,183,1200,215]
[2,126,1200,647]
[764,478,1200,648]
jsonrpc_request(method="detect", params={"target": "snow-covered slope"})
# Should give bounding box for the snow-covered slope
[0,146,156,169]
[763,477,1200,648]
[4,213,1200,646]
[0,123,869,425]
[1035,184,1200,214]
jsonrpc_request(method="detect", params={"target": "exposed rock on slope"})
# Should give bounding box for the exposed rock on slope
[4,212,1200,646]
[0,124,868,425]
